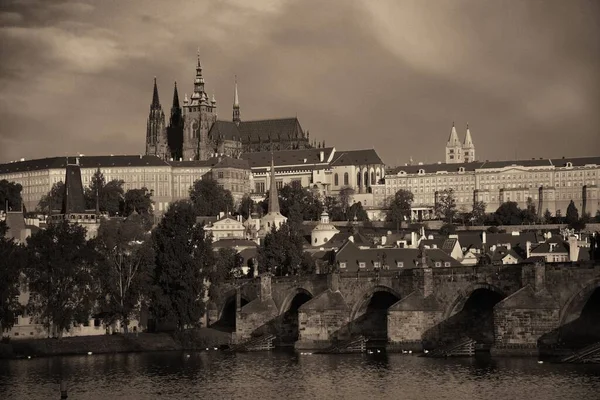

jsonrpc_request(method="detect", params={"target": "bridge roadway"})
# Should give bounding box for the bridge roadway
[206,262,600,354]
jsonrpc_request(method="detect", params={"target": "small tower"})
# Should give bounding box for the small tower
[259,153,287,236]
[166,81,184,161]
[145,77,167,158]
[445,122,462,164]
[233,76,241,125]
[462,123,475,163]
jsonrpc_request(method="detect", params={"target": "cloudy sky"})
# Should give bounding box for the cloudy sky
[0,0,598,166]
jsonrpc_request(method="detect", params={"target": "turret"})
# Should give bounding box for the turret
[462,123,475,163]
[445,122,462,164]
[233,76,241,125]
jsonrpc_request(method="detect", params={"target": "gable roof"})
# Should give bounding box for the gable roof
[0,155,170,174]
[330,149,384,166]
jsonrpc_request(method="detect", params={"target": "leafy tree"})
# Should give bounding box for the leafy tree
[555,209,563,224]
[237,195,255,220]
[494,201,523,225]
[471,200,487,225]
[323,196,345,221]
[434,189,457,223]
[386,189,414,231]
[212,248,245,287]
[24,221,97,337]
[278,181,323,225]
[37,182,65,213]
[347,201,369,221]
[93,214,155,332]
[566,200,579,227]
[0,221,23,332]
[258,221,306,276]
[123,187,154,229]
[151,200,213,330]
[596,210,600,223]
[521,197,537,224]
[543,209,553,224]
[189,179,234,217]
[0,180,23,211]
[83,170,125,216]
[439,223,456,236]
[338,187,355,217]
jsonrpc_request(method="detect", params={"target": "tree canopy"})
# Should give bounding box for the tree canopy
[386,189,414,229]
[123,187,154,228]
[434,189,457,223]
[471,201,487,225]
[494,201,523,225]
[93,214,155,332]
[37,182,65,213]
[257,221,310,276]
[0,180,23,211]
[24,221,97,337]
[151,200,214,330]
[189,178,234,217]
[237,195,256,220]
[0,221,23,331]
[83,169,125,215]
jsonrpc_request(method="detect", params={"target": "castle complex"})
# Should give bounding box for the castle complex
[146,53,313,162]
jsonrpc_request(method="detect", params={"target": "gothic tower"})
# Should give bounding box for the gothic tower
[182,52,217,161]
[445,122,462,164]
[145,78,168,158]
[462,123,475,163]
[167,81,184,161]
[233,76,241,125]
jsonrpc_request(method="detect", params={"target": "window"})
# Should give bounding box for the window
[339,262,347,269]
[276,181,283,190]
[359,262,366,269]
[435,261,442,267]
[444,262,451,267]
[344,172,349,186]
[396,261,404,268]
[334,173,339,186]
[373,261,381,269]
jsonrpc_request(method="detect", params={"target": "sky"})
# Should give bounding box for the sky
[0,0,599,166]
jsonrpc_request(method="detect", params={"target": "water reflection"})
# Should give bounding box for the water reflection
[1,351,599,400]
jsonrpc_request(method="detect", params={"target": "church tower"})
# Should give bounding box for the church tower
[182,51,217,161]
[462,123,475,163]
[445,122,462,164]
[145,78,168,158]
[233,76,241,125]
[167,81,184,161]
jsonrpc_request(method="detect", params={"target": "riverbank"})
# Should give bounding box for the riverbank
[0,328,234,359]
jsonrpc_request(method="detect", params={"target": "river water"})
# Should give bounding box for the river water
[1,351,599,400]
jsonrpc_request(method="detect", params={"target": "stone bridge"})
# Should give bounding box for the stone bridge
[207,262,600,354]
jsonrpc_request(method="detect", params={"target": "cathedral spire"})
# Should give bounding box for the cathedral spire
[447,122,460,146]
[268,152,280,214]
[151,77,160,109]
[464,123,474,147]
[172,81,180,109]
[233,75,241,124]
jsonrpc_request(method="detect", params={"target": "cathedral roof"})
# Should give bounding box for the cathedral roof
[330,149,384,166]
[238,117,304,142]
[241,147,335,169]
[209,120,241,141]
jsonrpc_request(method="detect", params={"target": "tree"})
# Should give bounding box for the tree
[212,248,244,286]
[189,179,234,217]
[439,223,456,236]
[494,201,523,225]
[24,221,97,337]
[0,221,23,332]
[37,182,65,214]
[338,187,355,218]
[471,200,487,225]
[386,189,414,231]
[83,170,124,215]
[521,197,537,224]
[123,187,154,229]
[566,200,579,227]
[347,201,369,221]
[434,189,457,223]
[257,222,306,276]
[93,214,155,333]
[0,180,23,211]
[278,181,323,225]
[323,196,345,221]
[543,209,553,224]
[237,195,255,220]
[151,200,213,330]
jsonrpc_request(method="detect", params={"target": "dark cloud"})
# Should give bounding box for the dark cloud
[0,0,598,165]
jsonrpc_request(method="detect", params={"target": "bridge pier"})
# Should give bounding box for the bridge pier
[235,274,278,343]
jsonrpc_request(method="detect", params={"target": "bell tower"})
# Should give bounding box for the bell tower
[182,51,217,160]
[445,122,462,164]
[145,77,168,158]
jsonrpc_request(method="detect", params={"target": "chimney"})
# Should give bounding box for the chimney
[568,236,579,262]
[482,231,487,244]
[410,231,417,248]
[319,151,324,162]
[348,235,354,243]
[526,241,531,259]
[381,235,387,246]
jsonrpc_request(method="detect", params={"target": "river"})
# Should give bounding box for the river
[1,351,599,399]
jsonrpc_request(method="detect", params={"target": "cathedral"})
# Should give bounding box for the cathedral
[145,53,314,161]
[445,122,476,163]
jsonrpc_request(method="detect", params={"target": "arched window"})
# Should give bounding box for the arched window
[334,173,339,186]
[357,172,361,187]
[364,171,369,187]
[371,171,375,185]
[344,172,349,186]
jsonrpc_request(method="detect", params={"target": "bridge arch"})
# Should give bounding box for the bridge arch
[214,291,250,331]
[350,285,402,321]
[558,277,600,347]
[444,283,506,319]
[279,287,314,315]
[278,287,314,345]
[350,285,402,343]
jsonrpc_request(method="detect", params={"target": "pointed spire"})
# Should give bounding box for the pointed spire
[172,81,180,109]
[447,122,460,146]
[464,122,474,147]
[233,75,239,106]
[151,77,160,108]
[268,152,280,214]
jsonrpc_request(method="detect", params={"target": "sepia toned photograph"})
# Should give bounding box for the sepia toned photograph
[0,0,599,399]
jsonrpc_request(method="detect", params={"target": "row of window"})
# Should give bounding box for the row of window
[338,260,452,268]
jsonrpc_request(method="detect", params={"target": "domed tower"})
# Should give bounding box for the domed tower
[311,211,339,246]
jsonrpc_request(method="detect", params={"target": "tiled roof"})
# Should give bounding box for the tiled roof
[388,162,481,175]
[0,155,169,174]
[489,246,522,263]
[238,117,304,141]
[550,156,600,167]
[331,149,384,166]
[214,157,250,170]
[209,120,242,141]
[241,147,335,168]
